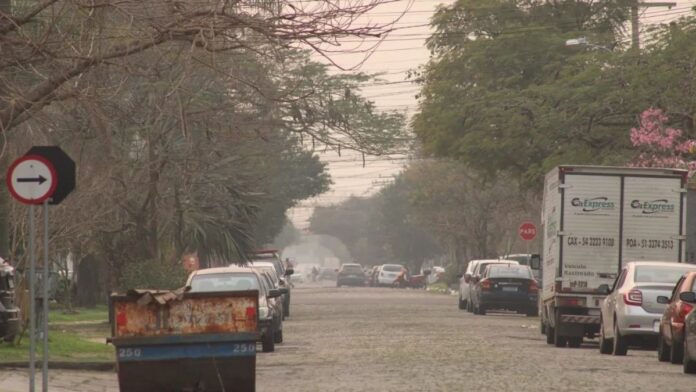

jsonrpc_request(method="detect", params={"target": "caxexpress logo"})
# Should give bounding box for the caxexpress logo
[630,199,675,214]
[571,197,615,212]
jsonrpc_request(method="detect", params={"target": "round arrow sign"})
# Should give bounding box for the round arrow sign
[6,155,57,205]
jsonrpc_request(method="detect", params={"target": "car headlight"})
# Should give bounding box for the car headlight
[259,306,270,320]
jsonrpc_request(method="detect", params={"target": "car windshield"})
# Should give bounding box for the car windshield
[190,273,260,292]
[635,265,696,284]
[488,266,532,279]
[342,265,362,272]
[477,262,502,275]
[382,265,402,272]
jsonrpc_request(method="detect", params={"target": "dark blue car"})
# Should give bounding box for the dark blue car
[471,264,538,317]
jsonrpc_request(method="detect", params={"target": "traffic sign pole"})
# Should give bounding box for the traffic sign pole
[6,147,75,392]
[42,200,49,392]
[28,205,36,392]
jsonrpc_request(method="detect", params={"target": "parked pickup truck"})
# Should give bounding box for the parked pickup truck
[109,288,259,392]
[541,166,687,348]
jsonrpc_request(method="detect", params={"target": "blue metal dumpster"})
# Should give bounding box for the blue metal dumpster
[109,289,258,392]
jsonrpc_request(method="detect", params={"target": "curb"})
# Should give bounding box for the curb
[0,361,114,371]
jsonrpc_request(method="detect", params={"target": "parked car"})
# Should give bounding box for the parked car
[657,271,696,364]
[470,264,538,316]
[681,293,696,373]
[0,260,19,343]
[257,271,285,343]
[247,259,293,318]
[186,266,286,352]
[598,261,696,356]
[459,259,519,312]
[337,264,366,287]
[376,264,404,286]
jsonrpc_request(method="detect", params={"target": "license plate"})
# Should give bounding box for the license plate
[502,286,517,292]
[653,321,660,333]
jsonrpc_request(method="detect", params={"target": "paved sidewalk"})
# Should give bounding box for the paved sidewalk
[0,369,118,392]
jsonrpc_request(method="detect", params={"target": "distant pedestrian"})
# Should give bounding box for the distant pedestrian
[311,266,319,282]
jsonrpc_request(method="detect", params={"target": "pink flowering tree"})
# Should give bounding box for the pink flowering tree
[630,108,696,176]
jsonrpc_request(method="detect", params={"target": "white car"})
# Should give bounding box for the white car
[459,259,519,312]
[377,264,404,286]
[599,261,696,356]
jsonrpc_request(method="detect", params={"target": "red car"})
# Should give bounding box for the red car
[657,271,696,364]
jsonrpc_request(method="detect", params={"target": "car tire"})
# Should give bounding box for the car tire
[657,332,671,362]
[568,337,582,348]
[274,329,283,344]
[684,336,696,374]
[671,329,684,364]
[458,295,466,310]
[479,305,486,316]
[284,296,290,318]
[599,320,612,355]
[526,309,537,317]
[262,333,275,353]
[612,321,628,356]
[540,318,546,335]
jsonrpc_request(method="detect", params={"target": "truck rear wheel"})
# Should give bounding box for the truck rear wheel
[568,337,582,348]
[546,323,555,345]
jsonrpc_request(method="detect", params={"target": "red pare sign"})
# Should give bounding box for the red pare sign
[518,222,537,241]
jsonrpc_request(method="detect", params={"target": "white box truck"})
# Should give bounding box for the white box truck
[540,166,687,347]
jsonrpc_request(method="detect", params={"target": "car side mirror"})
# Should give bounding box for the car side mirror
[679,292,696,303]
[268,289,282,298]
[657,295,670,305]
[278,287,289,295]
[597,284,610,295]
[284,268,294,276]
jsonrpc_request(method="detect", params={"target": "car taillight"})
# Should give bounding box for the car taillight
[529,280,539,294]
[480,279,492,290]
[623,289,643,306]
[677,302,695,323]
[246,306,257,319]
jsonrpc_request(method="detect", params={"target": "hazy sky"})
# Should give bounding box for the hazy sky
[288,0,696,230]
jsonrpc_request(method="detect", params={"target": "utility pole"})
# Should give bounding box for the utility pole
[631,1,677,51]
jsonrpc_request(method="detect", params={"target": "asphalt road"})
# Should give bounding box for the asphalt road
[1,282,695,391]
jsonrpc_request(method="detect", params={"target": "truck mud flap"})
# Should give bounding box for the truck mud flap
[560,314,600,324]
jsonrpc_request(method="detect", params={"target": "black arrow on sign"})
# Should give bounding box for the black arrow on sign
[17,175,47,185]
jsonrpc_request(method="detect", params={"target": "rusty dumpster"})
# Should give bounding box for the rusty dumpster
[109,289,258,392]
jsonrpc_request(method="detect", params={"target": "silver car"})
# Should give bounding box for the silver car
[599,261,696,356]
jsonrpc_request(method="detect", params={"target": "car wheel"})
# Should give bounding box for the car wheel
[526,309,537,317]
[262,333,275,353]
[612,320,628,356]
[657,332,671,362]
[599,319,612,355]
[479,305,486,316]
[671,329,684,364]
[274,329,283,344]
[284,298,290,318]
[684,335,696,374]
[568,337,582,348]
[458,295,466,310]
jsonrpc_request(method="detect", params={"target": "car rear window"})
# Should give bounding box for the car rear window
[342,265,363,272]
[488,265,532,279]
[382,265,403,272]
[190,273,260,292]
[635,265,696,284]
